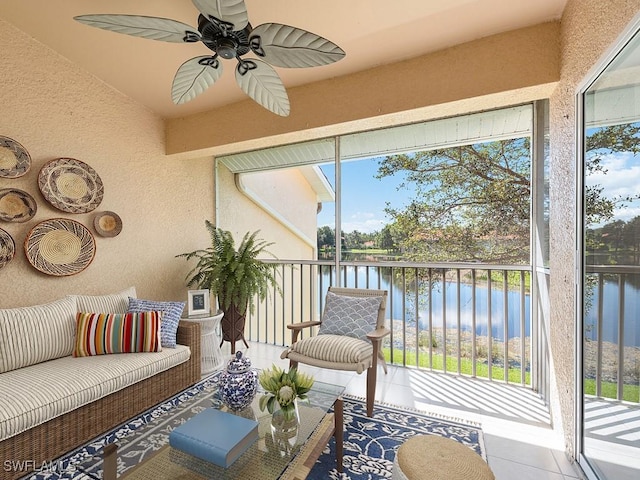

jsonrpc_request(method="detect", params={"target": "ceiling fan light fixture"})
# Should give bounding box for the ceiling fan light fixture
[197,14,251,58]
[74,0,345,116]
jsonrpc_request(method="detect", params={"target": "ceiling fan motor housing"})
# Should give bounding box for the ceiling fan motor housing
[198,14,251,59]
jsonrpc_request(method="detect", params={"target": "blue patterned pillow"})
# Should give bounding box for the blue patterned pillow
[318,292,382,341]
[127,298,185,348]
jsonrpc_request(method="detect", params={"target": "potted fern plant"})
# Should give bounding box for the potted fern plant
[177,221,280,353]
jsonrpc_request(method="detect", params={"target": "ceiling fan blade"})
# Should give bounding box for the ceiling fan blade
[172,56,223,104]
[74,15,200,43]
[250,23,345,68]
[235,59,290,117]
[191,0,249,31]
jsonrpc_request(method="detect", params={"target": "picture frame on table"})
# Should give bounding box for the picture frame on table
[187,289,210,316]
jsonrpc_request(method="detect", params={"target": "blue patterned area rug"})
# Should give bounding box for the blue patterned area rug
[312,397,485,479]
[21,374,485,480]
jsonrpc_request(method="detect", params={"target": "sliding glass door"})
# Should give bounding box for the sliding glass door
[579,21,640,480]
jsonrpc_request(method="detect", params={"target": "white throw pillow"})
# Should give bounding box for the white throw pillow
[68,286,137,314]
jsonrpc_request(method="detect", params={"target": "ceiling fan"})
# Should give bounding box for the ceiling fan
[74,0,345,116]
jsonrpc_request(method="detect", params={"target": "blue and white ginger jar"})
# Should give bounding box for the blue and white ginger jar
[219,351,258,411]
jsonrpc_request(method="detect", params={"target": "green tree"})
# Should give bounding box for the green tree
[377,139,530,263]
[601,219,626,253]
[585,124,640,227]
[377,225,395,252]
[584,124,640,262]
[317,225,335,251]
[343,230,364,250]
[623,216,640,257]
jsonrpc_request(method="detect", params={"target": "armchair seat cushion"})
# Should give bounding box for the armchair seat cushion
[282,334,373,373]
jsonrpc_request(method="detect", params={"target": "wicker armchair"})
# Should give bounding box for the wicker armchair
[280,287,389,417]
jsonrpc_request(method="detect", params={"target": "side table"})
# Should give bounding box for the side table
[183,310,224,374]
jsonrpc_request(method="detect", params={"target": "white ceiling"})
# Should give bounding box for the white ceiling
[0,0,567,119]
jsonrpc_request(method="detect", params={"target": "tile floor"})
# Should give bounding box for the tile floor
[220,340,586,480]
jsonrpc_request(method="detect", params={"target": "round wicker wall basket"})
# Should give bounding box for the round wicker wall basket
[38,158,104,213]
[94,211,122,237]
[0,227,15,269]
[0,135,31,178]
[24,218,96,276]
[0,188,37,223]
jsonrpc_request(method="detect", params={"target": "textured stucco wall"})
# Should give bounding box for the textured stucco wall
[0,19,214,308]
[166,21,560,157]
[215,164,317,260]
[550,0,640,457]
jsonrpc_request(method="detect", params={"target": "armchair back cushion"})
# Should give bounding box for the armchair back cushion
[318,291,383,341]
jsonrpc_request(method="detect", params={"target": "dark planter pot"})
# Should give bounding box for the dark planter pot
[220,302,249,354]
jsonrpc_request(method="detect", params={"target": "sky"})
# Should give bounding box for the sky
[317,146,640,234]
[586,150,640,225]
[316,158,416,234]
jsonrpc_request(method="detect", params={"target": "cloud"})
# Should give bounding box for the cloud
[589,152,640,192]
[342,211,387,233]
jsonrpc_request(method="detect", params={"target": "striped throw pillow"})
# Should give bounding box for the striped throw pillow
[73,311,162,357]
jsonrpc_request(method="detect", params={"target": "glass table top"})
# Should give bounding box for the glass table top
[76,375,344,479]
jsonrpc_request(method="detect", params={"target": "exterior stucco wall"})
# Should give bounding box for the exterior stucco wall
[550,0,640,456]
[0,18,214,308]
[215,164,317,260]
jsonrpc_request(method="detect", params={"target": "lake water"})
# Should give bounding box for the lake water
[322,266,530,341]
[322,266,640,346]
[584,279,640,347]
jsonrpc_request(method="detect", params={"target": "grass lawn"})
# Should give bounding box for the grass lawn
[584,379,640,403]
[382,348,640,403]
[383,348,531,384]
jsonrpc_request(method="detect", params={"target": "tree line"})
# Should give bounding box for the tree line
[317,123,640,265]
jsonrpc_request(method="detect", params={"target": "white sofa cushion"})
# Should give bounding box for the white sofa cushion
[68,286,137,314]
[0,345,190,441]
[0,297,77,373]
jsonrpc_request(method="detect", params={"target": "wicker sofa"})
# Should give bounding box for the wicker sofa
[0,287,201,480]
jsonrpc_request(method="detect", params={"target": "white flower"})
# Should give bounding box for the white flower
[278,385,294,405]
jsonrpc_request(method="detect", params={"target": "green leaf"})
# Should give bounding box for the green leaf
[258,394,270,412]
[176,222,282,314]
[266,395,277,413]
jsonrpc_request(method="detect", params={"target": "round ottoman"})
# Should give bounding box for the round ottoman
[392,435,495,480]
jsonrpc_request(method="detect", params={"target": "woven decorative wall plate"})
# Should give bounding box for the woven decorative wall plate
[0,136,31,178]
[38,158,104,213]
[0,188,37,223]
[0,228,15,269]
[24,218,96,276]
[93,211,122,237]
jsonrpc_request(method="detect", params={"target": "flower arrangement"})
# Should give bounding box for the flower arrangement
[258,365,314,421]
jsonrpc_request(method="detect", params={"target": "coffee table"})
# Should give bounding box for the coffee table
[77,378,344,479]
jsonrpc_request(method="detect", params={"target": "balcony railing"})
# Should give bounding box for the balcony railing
[246,260,536,388]
[585,265,640,403]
